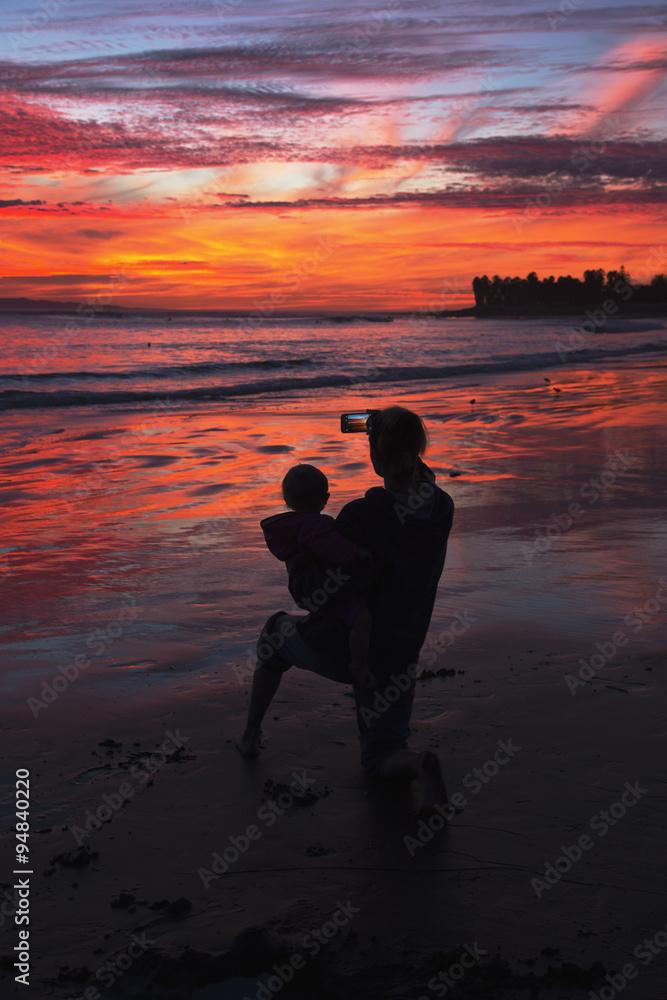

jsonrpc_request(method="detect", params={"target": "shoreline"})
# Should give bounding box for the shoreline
[2,297,666,322]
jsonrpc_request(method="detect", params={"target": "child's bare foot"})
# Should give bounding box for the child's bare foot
[415,750,448,818]
[236,727,263,758]
[349,662,379,691]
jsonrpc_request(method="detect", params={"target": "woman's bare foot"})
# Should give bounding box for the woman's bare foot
[235,727,263,758]
[415,750,448,817]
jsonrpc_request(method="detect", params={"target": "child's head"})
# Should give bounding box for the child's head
[282,464,330,512]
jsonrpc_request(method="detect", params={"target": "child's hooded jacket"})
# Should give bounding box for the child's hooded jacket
[260,511,365,623]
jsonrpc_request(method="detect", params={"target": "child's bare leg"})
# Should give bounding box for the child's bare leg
[236,665,282,757]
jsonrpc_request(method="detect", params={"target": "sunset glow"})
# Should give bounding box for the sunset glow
[2,0,666,310]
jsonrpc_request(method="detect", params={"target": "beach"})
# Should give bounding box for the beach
[1,317,666,999]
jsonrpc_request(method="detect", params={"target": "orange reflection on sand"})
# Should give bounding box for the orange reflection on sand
[1,364,665,650]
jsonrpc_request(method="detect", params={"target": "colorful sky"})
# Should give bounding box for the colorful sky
[1,0,666,310]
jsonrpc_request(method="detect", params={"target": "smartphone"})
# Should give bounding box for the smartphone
[340,410,378,433]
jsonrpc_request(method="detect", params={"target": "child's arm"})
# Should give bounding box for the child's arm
[348,601,378,691]
[300,517,360,566]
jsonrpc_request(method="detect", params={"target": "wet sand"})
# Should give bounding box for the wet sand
[2,360,666,998]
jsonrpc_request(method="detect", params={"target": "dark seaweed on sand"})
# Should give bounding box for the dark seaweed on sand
[261,778,331,807]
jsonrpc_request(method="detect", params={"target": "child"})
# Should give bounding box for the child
[260,464,378,690]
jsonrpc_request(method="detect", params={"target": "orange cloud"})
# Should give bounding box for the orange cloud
[1,196,665,311]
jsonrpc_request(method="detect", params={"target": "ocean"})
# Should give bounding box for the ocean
[1,312,666,410]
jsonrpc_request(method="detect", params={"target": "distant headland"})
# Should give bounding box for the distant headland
[467,268,667,316]
[409,267,667,319]
[0,267,665,319]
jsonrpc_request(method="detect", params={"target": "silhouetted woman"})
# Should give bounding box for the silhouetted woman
[238,405,455,812]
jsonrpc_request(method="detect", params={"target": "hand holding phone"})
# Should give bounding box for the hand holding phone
[340,410,379,433]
